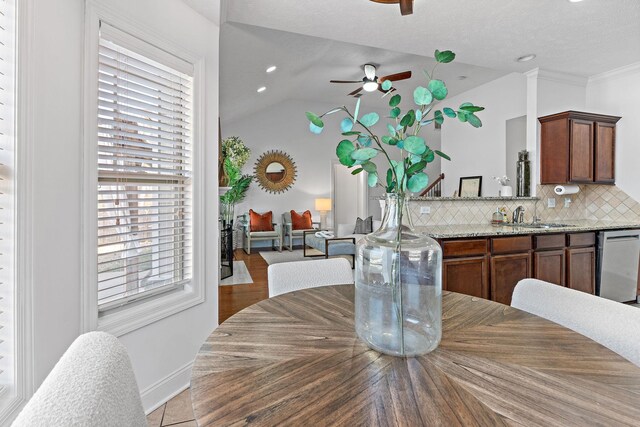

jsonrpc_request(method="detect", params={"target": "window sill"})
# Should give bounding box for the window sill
[97,284,204,337]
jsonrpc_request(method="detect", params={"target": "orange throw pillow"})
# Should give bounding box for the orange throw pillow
[249,210,274,232]
[291,210,313,230]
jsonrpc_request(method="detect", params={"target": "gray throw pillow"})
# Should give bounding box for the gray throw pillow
[353,216,373,234]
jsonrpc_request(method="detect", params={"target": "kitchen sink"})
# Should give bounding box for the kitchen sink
[502,222,576,229]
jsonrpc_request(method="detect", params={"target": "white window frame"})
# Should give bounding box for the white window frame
[82,1,205,337]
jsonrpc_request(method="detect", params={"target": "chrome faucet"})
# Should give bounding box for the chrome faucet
[512,206,525,223]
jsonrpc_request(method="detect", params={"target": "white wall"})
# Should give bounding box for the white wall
[222,98,441,227]
[25,0,219,415]
[505,115,527,188]
[586,63,640,202]
[441,73,527,197]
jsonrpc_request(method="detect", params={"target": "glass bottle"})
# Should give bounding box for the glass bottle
[355,193,442,357]
[516,150,531,197]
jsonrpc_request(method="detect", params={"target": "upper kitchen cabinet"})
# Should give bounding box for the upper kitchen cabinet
[539,111,621,185]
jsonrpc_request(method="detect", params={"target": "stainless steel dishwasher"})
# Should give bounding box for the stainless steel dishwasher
[597,230,640,303]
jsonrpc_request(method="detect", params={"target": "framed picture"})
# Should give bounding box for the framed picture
[458,176,482,197]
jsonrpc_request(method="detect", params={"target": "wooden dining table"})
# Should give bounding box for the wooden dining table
[191,285,640,426]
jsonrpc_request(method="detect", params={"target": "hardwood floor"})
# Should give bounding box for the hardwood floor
[218,248,271,323]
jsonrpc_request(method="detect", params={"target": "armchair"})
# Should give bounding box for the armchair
[242,211,282,254]
[282,210,320,251]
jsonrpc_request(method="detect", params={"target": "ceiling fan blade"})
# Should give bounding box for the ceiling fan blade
[364,64,376,81]
[330,80,363,84]
[379,71,412,82]
[348,87,364,96]
[399,0,413,15]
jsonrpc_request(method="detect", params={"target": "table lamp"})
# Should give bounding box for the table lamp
[315,198,332,230]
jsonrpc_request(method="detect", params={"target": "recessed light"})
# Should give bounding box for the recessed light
[568,0,584,3]
[516,54,537,63]
[257,86,266,93]
[266,65,277,73]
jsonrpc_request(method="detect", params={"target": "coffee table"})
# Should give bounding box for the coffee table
[303,230,355,264]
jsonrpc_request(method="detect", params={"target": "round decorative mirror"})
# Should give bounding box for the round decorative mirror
[254,150,297,193]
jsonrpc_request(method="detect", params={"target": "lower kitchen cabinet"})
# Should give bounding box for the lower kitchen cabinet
[534,249,566,286]
[490,252,532,305]
[566,246,596,294]
[443,256,489,299]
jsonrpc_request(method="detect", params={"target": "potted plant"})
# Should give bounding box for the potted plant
[220,158,253,227]
[305,49,484,356]
[219,136,251,189]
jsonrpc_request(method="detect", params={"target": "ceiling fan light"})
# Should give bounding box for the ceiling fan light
[363,81,379,92]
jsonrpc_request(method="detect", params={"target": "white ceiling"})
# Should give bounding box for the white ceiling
[183,0,640,122]
[220,23,507,122]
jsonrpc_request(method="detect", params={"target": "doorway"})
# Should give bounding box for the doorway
[331,161,368,230]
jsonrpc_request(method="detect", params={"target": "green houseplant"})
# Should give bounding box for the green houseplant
[219,136,251,187]
[220,158,253,227]
[305,49,484,356]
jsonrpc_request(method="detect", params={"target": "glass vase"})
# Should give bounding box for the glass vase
[220,202,235,228]
[355,193,442,357]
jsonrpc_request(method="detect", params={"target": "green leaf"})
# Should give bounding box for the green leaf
[467,113,482,128]
[381,136,398,146]
[309,122,324,134]
[407,173,429,192]
[424,150,435,163]
[357,135,372,147]
[359,112,379,127]
[406,161,427,174]
[434,110,444,125]
[413,86,433,106]
[351,168,364,175]
[354,98,361,121]
[340,118,353,133]
[351,148,378,161]
[390,107,401,118]
[362,161,377,174]
[434,49,456,63]
[386,168,394,187]
[395,162,405,183]
[427,79,448,100]
[443,107,456,118]
[435,150,451,161]
[415,109,423,122]
[403,136,427,155]
[336,140,356,167]
[459,105,485,113]
[342,131,361,136]
[389,94,401,107]
[306,112,324,128]
[387,124,396,136]
[400,110,416,128]
[381,80,392,91]
[368,173,378,188]
[457,110,469,122]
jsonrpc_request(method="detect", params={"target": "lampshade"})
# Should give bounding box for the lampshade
[315,198,332,211]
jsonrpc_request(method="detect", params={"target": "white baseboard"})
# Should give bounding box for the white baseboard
[141,361,192,414]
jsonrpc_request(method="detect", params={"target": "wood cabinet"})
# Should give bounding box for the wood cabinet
[534,250,566,286]
[443,256,489,299]
[566,232,596,294]
[491,253,532,305]
[539,111,620,185]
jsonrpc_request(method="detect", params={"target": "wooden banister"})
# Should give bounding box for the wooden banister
[420,173,445,197]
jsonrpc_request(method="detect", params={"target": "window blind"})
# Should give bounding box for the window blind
[97,24,194,311]
[0,0,15,399]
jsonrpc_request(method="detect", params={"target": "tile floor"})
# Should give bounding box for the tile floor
[147,388,196,427]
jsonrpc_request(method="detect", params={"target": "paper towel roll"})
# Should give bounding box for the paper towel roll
[554,185,580,195]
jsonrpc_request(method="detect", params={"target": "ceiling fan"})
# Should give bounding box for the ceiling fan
[330,64,412,97]
[370,0,414,16]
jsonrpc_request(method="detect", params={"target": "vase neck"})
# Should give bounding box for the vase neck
[380,193,414,232]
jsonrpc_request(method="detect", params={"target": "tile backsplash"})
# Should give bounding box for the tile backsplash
[405,185,640,226]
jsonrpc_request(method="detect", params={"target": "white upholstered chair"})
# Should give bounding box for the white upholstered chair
[12,331,146,427]
[512,278,640,367]
[242,213,282,254]
[268,258,354,297]
[281,211,319,251]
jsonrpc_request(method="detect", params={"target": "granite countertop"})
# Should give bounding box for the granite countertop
[415,219,640,239]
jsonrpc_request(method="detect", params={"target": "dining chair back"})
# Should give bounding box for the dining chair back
[512,278,640,367]
[12,331,146,427]
[268,258,354,297]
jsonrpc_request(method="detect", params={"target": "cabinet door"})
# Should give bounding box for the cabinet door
[490,252,532,305]
[569,119,594,182]
[594,122,616,183]
[540,119,569,184]
[443,256,489,299]
[534,250,565,286]
[566,247,595,294]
